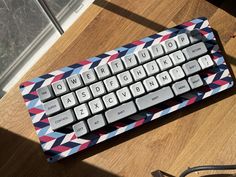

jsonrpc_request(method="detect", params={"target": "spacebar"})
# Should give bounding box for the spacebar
[135,86,174,110]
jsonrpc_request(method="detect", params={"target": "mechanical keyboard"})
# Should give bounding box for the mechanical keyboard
[19,17,234,162]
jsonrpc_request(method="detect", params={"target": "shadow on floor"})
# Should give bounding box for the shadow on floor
[206,0,236,17]
[93,0,165,32]
[0,128,120,177]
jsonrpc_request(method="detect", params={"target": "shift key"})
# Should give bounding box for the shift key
[105,101,137,123]
[135,86,174,110]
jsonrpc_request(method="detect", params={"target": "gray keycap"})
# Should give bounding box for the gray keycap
[73,121,88,137]
[143,60,159,76]
[163,38,178,53]
[88,98,105,114]
[81,69,97,85]
[182,60,201,76]
[87,114,106,131]
[130,65,147,81]
[130,82,145,97]
[90,81,106,97]
[143,76,159,92]
[188,74,203,89]
[121,54,138,69]
[37,85,54,102]
[52,79,69,96]
[49,109,75,131]
[137,48,151,63]
[102,92,118,108]
[169,50,186,65]
[117,71,133,86]
[182,42,207,60]
[105,101,137,123]
[156,71,172,86]
[156,55,173,71]
[95,64,111,79]
[104,76,120,92]
[61,92,78,109]
[43,98,63,116]
[109,58,124,74]
[172,79,190,96]
[75,87,92,103]
[66,74,83,90]
[116,87,132,103]
[198,54,214,69]
[169,66,185,81]
[148,43,164,58]
[135,86,174,110]
[175,33,190,48]
[74,103,90,120]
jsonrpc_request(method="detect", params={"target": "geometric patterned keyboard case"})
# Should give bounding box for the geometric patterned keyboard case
[19,17,234,162]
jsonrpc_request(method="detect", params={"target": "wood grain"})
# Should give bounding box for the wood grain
[0,0,235,177]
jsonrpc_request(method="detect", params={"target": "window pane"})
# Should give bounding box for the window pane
[0,0,52,80]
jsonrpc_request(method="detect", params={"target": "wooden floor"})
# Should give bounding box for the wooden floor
[0,0,236,177]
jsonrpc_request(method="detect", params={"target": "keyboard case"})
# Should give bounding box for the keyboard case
[19,17,234,162]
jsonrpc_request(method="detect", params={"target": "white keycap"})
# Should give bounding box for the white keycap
[163,38,178,53]
[102,92,118,108]
[66,74,83,90]
[143,76,159,92]
[172,79,190,96]
[116,87,132,103]
[49,110,75,131]
[143,61,159,76]
[156,71,172,86]
[189,29,202,43]
[156,55,173,71]
[182,60,201,76]
[90,81,106,97]
[109,58,124,74]
[117,71,133,86]
[188,74,203,89]
[74,103,90,120]
[88,98,105,114]
[81,69,97,85]
[135,86,174,111]
[130,65,146,81]
[121,54,138,69]
[175,33,190,48]
[104,76,120,92]
[137,48,151,63]
[169,66,185,81]
[130,82,145,97]
[198,55,214,69]
[105,101,137,123]
[73,121,88,137]
[95,64,111,79]
[37,86,54,102]
[148,43,164,59]
[43,98,63,116]
[182,42,207,60]
[87,114,106,131]
[169,50,186,65]
[61,92,78,109]
[52,79,69,96]
[75,87,92,103]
